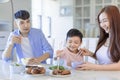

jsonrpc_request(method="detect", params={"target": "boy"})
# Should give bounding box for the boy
[56,28,83,67]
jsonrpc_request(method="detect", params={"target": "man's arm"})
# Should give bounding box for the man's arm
[28,53,50,64]
[37,52,50,62]
[2,33,21,61]
[2,43,14,59]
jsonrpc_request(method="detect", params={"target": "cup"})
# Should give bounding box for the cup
[10,63,25,74]
[71,61,83,69]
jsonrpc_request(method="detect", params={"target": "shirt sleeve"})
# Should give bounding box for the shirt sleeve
[40,30,53,58]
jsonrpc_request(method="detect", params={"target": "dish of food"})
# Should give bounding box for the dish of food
[25,65,46,76]
[21,58,31,65]
[49,66,71,77]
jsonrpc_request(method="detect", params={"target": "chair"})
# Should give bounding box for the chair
[46,38,55,64]
[82,38,98,63]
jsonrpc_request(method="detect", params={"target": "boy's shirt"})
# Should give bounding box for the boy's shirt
[59,48,83,66]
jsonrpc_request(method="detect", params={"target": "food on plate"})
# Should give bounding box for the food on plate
[21,58,31,65]
[49,66,65,70]
[49,66,71,75]
[52,69,71,75]
[26,66,46,74]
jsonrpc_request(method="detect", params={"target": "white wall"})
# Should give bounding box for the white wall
[0,0,31,31]
[32,0,73,41]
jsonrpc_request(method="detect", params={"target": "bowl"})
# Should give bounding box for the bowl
[10,63,25,74]
[71,61,83,69]
[21,58,31,65]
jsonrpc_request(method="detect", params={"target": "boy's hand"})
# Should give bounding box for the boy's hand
[56,50,63,57]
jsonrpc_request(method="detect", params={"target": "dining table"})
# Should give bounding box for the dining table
[0,60,120,80]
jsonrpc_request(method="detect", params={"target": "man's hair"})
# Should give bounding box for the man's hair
[66,28,83,42]
[14,10,30,20]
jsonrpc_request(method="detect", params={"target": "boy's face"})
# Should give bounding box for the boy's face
[66,36,82,53]
[15,18,31,35]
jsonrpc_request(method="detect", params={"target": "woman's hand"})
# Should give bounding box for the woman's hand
[76,62,98,70]
[79,48,93,57]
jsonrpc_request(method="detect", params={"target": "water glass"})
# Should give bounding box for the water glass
[71,61,83,69]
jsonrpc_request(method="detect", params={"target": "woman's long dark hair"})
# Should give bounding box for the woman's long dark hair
[93,5,120,62]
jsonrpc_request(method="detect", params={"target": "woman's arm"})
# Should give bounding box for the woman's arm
[77,61,120,71]
[96,61,120,71]
[80,48,95,59]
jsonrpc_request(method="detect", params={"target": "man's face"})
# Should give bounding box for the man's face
[15,18,31,35]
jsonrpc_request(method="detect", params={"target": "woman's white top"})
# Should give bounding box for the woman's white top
[96,45,113,64]
[21,37,33,58]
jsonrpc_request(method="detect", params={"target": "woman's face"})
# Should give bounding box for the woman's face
[66,36,82,53]
[99,12,110,33]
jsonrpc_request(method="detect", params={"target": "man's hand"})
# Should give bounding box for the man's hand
[11,35,22,44]
[27,58,40,65]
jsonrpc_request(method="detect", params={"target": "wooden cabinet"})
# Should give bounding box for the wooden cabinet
[73,0,120,37]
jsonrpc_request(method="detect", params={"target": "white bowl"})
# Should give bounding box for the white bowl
[10,63,25,74]
[21,58,31,65]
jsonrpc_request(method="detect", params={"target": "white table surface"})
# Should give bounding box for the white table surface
[0,60,120,80]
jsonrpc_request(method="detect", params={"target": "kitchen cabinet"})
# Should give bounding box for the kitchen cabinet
[73,0,120,37]
[0,21,11,59]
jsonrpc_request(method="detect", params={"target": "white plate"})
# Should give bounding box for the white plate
[49,70,71,78]
[25,72,45,77]
[50,74,71,78]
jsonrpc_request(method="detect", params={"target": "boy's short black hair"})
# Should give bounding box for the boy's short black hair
[66,28,83,42]
[14,10,30,20]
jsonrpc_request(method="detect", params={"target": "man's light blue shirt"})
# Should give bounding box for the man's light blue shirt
[3,28,53,63]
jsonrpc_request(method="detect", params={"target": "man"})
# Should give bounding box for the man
[2,10,53,64]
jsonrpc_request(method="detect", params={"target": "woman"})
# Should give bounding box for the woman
[77,5,120,70]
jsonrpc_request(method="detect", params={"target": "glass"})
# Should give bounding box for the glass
[95,6,102,16]
[95,0,102,4]
[83,0,90,5]
[71,61,83,69]
[10,63,25,74]
[52,57,67,67]
[104,0,112,3]
[83,7,90,17]
[2,61,11,79]
[75,7,82,17]
[75,0,82,6]
[118,0,120,2]
[74,19,82,29]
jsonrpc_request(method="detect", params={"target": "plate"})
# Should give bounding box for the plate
[50,74,71,78]
[49,69,71,78]
[24,72,45,77]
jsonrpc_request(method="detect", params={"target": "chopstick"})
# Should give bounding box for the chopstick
[57,57,60,70]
